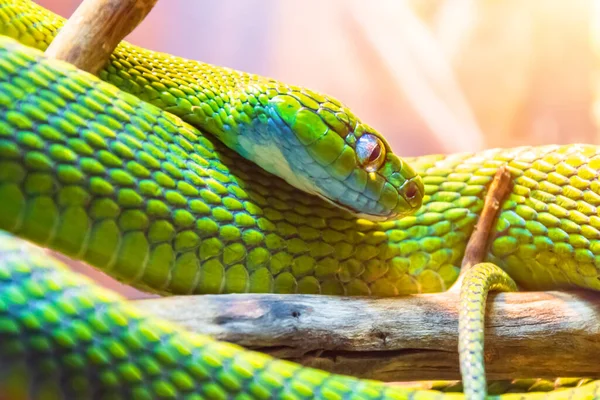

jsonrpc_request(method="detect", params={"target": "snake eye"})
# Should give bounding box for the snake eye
[356,134,386,172]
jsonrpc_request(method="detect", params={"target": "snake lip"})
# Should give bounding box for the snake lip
[314,174,424,222]
[318,195,406,222]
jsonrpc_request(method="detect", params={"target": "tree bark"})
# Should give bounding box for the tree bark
[45,0,159,74]
[135,290,600,382]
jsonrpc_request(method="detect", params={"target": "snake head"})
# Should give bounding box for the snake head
[261,88,424,221]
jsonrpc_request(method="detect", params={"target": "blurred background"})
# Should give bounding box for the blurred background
[35,0,600,297]
[39,0,600,155]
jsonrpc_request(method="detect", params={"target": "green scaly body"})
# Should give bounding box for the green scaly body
[0,1,600,399]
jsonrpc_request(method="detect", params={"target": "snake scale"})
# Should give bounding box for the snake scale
[0,0,599,399]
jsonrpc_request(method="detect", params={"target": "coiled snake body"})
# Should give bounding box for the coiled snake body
[0,1,599,399]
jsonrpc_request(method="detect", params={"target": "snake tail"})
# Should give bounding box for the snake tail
[458,263,518,400]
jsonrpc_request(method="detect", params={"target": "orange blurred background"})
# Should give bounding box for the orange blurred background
[39,0,600,154]
[35,0,600,297]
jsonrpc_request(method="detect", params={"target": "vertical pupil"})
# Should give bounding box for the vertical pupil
[368,145,381,163]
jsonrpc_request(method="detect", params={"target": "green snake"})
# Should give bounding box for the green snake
[1,1,600,399]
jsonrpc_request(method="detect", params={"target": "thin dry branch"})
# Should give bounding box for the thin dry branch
[135,290,600,382]
[461,166,513,271]
[45,0,159,74]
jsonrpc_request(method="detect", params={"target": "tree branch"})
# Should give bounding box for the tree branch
[460,166,512,271]
[135,290,600,382]
[45,0,159,74]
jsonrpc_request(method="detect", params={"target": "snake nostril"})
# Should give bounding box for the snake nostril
[403,181,419,200]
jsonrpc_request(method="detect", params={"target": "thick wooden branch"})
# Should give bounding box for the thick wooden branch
[45,0,159,74]
[135,291,600,382]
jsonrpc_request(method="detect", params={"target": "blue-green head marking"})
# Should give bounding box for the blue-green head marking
[196,80,424,221]
[235,85,424,221]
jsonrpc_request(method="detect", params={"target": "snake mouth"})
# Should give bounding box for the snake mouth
[314,187,420,222]
[310,174,425,222]
[315,193,391,222]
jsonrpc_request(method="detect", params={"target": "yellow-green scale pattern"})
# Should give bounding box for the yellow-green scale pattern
[0,0,424,221]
